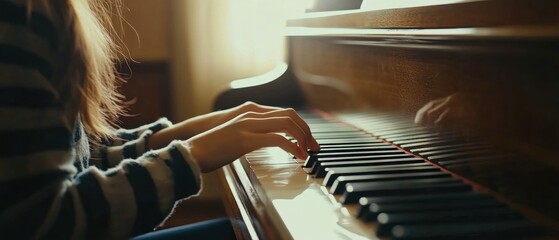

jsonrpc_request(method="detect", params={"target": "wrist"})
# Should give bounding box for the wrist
[184,138,209,173]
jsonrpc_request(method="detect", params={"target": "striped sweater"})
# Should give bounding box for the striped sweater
[0,0,201,239]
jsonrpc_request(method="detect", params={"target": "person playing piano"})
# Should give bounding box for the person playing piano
[0,0,319,239]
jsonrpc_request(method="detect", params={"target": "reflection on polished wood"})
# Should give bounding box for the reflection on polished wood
[220,148,378,240]
[215,0,559,239]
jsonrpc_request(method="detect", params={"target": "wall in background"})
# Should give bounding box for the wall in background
[115,0,171,61]
[113,0,232,201]
[112,0,172,129]
[169,0,285,121]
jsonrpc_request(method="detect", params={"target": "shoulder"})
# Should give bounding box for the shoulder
[0,0,64,47]
[0,0,63,77]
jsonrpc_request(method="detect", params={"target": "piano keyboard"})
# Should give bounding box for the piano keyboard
[234,110,551,239]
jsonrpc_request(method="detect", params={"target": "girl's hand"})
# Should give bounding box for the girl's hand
[186,108,320,173]
[148,102,305,150]
[181,101,285,137]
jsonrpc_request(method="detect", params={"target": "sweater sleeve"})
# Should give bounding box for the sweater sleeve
[90,118,174,170]
[2,141,202,240]
[101,118,173,147]
[0,1,202,239]
[69,141,202,239]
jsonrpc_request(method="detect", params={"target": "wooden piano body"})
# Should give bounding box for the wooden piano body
[214,1,559,239]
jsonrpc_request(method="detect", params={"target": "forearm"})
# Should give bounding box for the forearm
[147,102,287,151]
[147,119,199,150]
[146,110,229,150]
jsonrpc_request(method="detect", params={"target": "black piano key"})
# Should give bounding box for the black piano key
[309,144,399,157]
[376,208,522,237]
[341,178,470,204]
[310,153,411,169]
[390,219,540,240]
[305,152,409,169]
[302,157,316,168]
[330,171,450,194]
[317,153,412,163]
[309,153,414,174]
[317,138,382,145]
[317,142,391,149]
[314,135,372,141]
[363,197,503,221]
[311,150,404,158]
[316,145,398,153]
[292,135,375,143]
[356,192,493,218]
[315,158,426,178]
[323,165,440,187]
[318,162,430,178]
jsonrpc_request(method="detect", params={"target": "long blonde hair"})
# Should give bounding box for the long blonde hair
[63,0,127,141]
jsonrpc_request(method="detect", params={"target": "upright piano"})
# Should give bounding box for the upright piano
[214,1,559,239]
